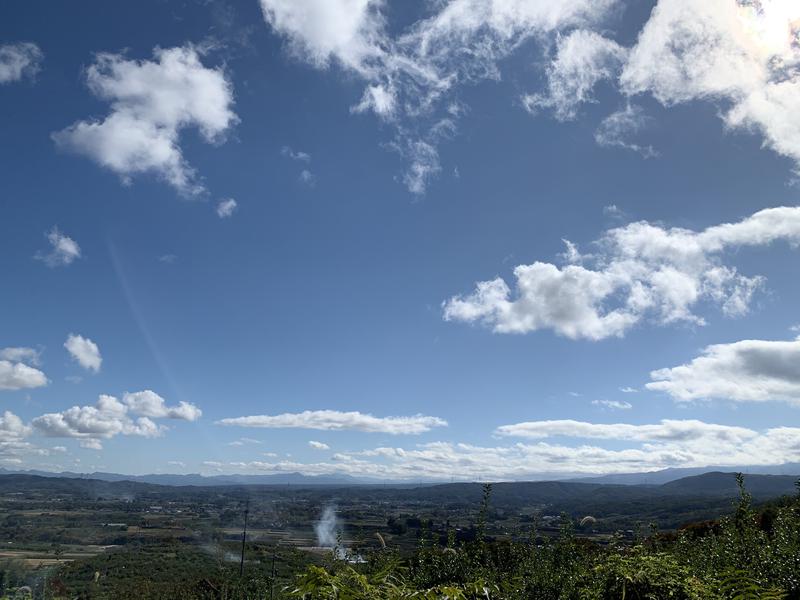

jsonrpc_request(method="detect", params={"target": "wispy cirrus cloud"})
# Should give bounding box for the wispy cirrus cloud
[216,198,238,218]
[594,103,657,157]
[0,42,43,84]
[522,29,627,121]
[260,0,620,193]
[591,399,632,410]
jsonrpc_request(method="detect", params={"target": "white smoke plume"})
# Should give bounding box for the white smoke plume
[315,505,339,548]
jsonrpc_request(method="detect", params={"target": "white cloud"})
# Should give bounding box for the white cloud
[167,460,186,468]
[216,198,238,218]
[299,169,316,186]
[217,409,447,434]
[53,46,237,195]
[0,412,31,443]
[648,337,800,406]
[64,334,102,373]
[308,440,330,450]
[260,0,386,73]
[0,360,47,391]
[591,399,632,410]
[122,390,202,421]
[33,395,161,449]
[352,84,395,117]
[80,439,103,450]
[261,0,619,193]
[619,386,638,393]
[35,227,81,267]
[32,391,200,449]
[522,29,627,120]
[594,104,658,157]
[621,0,800,172]
[281,146,311,162]
[0,42,43,84]
[0,347,41,366]
[495,418,755,443]
[202,420,800,480]
[281,145,316,186]
[228,437,262,446]
[444,206,800,340]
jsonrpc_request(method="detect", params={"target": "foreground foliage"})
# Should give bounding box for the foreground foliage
[287,477,800,600]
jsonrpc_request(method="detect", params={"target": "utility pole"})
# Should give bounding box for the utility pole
[239,499,249,577]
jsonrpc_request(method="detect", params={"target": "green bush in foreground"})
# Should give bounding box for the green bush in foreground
[286,478,800,600]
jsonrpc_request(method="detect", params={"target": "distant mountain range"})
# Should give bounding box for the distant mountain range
[0,468,373,487]
[1,463,798,488]
[568,463,800,486]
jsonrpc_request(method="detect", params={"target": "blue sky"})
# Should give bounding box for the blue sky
[2,0,800,480]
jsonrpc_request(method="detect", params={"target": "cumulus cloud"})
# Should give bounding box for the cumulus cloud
[522,29,627,120]
[0,42,43,84]
[621,0,800,172]
[594,104,657,157]
[217,409,447,434]
[0,347,46,395]
[648,337,800,405]
[0,411,39,464]
[122,390,202,421]
[308,440,330,450]
[216,198,238,218]
[32,391,201,449]
[35,227,81,267]
[0,347,41,366]
[0,412,31,442]
[444,206,800,340]
[0,345,48,393]
[0,361,48,391]
[203,420,800,480]
[591,399,632,410]
[260,0,386,73]
[64,334,102,373]
[33,395,160,449]
[261,0,619,193]
[53,46,237,195]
